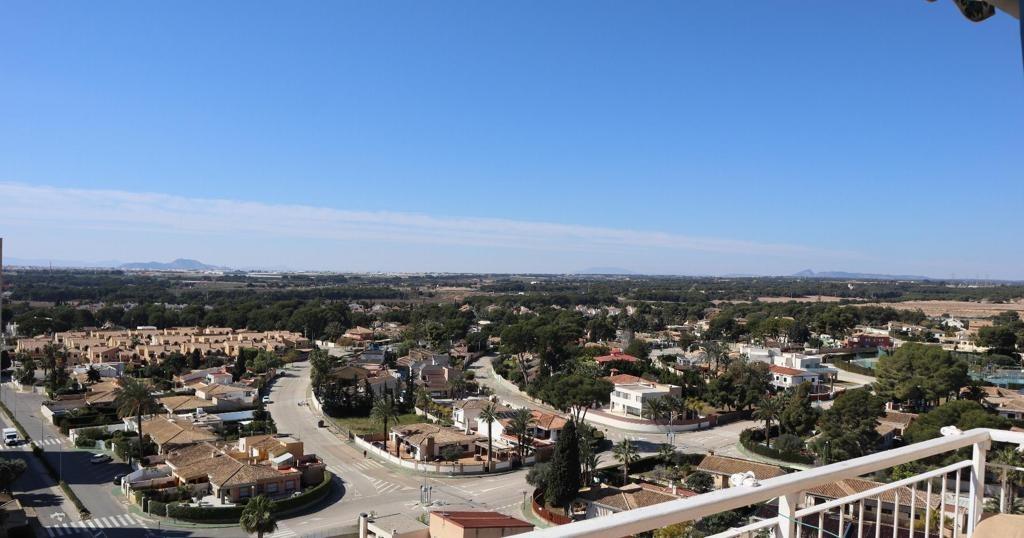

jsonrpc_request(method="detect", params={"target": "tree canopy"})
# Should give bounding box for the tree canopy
[873,343,969,412]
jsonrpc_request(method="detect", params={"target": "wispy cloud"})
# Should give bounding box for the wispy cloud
[0,182,853,271]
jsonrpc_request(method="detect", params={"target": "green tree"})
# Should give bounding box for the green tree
[612,439,639,485]
[503,407,536,461]
[370,395,401,455]
[85,366,102,384]
[534,374,612,423]
[904,400,1009,444]
[873,343,968,411]
[778,382,820,436]
[643,398,667,422]
[684,471,714,493]
[239,495,278,538]
[479,402,500,471]
[653,522,698,538]
[658,443,676,465]
[753,395,784,447]
[545,419,581,507]
[0,458,27,493]
[815,388,884,462]
[114,377,159,462]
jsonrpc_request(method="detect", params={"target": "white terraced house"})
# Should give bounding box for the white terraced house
[517,428,1024,538]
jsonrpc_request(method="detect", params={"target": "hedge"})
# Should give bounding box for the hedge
[739,429,814,465]
[166,471,334,523]
[274,471,334,513]
[0,399,31,442]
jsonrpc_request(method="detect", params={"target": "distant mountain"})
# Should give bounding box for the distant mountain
[120,258,230,271]
[574,267,637,275]
[793,269,933,281]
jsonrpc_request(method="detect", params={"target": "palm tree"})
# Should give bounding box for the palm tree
[753,395,784,448]
[505,408,536,462]
[685,397,705,421]
[663,396,684,426]
[479,402,500,471]
[114,377,158,462]
[643,398,667,422]
[612,439,639,485]
[994,447,1024,512]
[658,442,676,465]
[370,395,401,456]
[239,495,278,538]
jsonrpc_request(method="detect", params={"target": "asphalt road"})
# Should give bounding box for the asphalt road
[263,361,533,538]
[0,382,167,537]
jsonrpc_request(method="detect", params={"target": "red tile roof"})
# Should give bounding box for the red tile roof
[769,365,806,376]
[595,353,639,364]
[432,511,532,529]
[604,374,644,385]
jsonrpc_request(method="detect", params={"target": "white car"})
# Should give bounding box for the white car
[262,396,272,404]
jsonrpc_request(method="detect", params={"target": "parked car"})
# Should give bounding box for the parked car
[113,473,127,485]
[262,396,272,404]
[90,454,112,464]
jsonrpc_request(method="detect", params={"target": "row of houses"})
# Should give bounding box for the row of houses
[16,326,310,364]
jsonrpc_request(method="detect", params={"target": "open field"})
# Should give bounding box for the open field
[859,300,1024,318]
[331,412,420,436]
[756,295,850,303]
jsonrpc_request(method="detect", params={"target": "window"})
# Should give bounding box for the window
[266,483,279,493]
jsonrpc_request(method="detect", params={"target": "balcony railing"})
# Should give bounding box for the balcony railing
[521,428,1024,538]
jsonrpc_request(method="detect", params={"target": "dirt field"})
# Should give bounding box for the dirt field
[756,295,849,303]
[859,300,1024,319]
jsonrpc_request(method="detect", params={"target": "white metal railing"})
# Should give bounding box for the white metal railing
[521,428,1024,538]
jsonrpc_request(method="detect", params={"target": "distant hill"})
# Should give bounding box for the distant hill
[120,258,230,271]
[574,267,637,275]
[793,269,933,281]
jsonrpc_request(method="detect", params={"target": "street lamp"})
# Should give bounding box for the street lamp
[521,489,527,508]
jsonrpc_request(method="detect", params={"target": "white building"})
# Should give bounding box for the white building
[768,365,821,390]
[607,376,682,418]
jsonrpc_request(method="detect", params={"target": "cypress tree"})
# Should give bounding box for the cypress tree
[544,418,581,507]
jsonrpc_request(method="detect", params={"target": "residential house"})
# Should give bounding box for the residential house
[606,376,681,418]
[136,415,219,453]
[768,365,821,390]
[390,423,481,462]
[428,511,532,538]
[452,399,507,433]
[194,382,259,407]
[594,351,640,365]
[804,477,962,531]
[695,455,786,490]
[577,483,695,519]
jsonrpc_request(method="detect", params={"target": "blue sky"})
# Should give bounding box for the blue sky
[1,2,1021,277]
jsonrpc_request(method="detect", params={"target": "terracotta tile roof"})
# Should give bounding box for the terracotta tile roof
[595,353,639,364]
[392,423,481,446]
[143,415,218,447]
[603,374,644,385]
[159,395,218,412]
[806,478,942,509]
[579,484,680,511]
[878,411,917,429]
[696,455,786,480]
[432,511,532,529]
[531,411,567,431]
[769,365,806,376]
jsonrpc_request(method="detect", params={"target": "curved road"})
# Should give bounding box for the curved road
[470,355,754,460]
[264,361,532,538]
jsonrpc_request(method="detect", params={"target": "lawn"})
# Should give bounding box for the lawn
[331,412,421,436]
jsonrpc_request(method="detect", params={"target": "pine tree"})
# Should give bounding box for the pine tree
[544,418,581,508]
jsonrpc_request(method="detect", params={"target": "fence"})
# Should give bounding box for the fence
[533,490,573,526]
[352,435,534,475]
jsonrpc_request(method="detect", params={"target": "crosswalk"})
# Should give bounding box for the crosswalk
[349,458,386,471]
[45,514,147,536]
[0,437,64,450]
[328,459,413,497]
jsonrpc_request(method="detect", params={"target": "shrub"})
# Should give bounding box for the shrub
[165,472,334,522]
[684,471,714,493]
[773,434,805,454]
[740,428,814,465]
